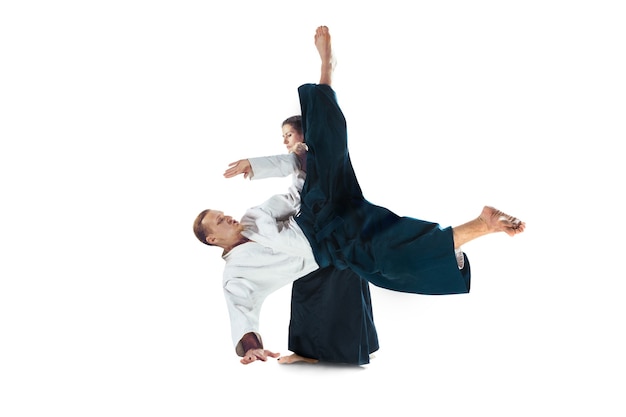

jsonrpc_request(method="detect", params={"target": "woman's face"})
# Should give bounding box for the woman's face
[282,124,304,153]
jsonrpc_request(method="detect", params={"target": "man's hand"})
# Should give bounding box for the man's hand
[224,159,252,179]
[240,348,280,365]
[289,142,308,156]
[289,143,308,172]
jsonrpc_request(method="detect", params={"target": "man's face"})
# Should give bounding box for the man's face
[282,124,304,153]
[201,210,243,247]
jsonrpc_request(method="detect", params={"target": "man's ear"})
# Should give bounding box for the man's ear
[206,234,217,245]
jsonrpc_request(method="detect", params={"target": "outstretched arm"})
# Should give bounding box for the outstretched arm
[223,153,302,180]
[224,274,284,365]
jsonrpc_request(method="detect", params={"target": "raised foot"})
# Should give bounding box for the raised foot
[480,206,526,237]
[314,26,333,64]
[314,25,334,85]
[277,353,319,365]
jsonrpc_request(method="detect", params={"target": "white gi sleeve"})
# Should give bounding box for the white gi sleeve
[222,277,264,356]
[248,153,301,180]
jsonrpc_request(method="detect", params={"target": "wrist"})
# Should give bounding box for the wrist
[239,332,263,355]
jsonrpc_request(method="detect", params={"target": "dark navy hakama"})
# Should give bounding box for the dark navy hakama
[294,83,471,295]
[289,266,379,365]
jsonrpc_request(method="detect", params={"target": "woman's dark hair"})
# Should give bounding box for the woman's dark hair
[282,115,303,135]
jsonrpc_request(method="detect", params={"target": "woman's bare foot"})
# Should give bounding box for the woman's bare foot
[480,206,525,237]
[452,206,525,248]
[314,25,335,86]
[277,353,319,365]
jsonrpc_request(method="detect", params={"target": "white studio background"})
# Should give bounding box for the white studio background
[1,1,624,416]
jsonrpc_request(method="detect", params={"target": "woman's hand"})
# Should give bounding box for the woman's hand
[224,159,252,179]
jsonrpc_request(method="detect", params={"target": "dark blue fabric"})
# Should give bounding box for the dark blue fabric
[289,266,379,365]
[294,83,471,295]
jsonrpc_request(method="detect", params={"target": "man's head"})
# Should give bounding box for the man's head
[193,209,245,250]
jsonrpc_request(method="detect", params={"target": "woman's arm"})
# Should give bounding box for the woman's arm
[223,153,302,180]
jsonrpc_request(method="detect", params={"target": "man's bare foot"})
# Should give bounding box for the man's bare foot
[277,353,319,365]
[480,206,526,237]
[314,25,335,86]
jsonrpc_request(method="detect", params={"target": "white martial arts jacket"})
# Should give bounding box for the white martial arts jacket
[222,153,320,355]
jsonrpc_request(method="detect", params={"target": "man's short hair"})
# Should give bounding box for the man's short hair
[193,209,213,246]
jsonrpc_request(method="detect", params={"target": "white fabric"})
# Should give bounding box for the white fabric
[223,153,319,354]
[248,153,302,180]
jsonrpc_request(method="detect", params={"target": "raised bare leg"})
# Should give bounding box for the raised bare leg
[314,25,335,86]
[452,206,525,249]
[277,353,319,365]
